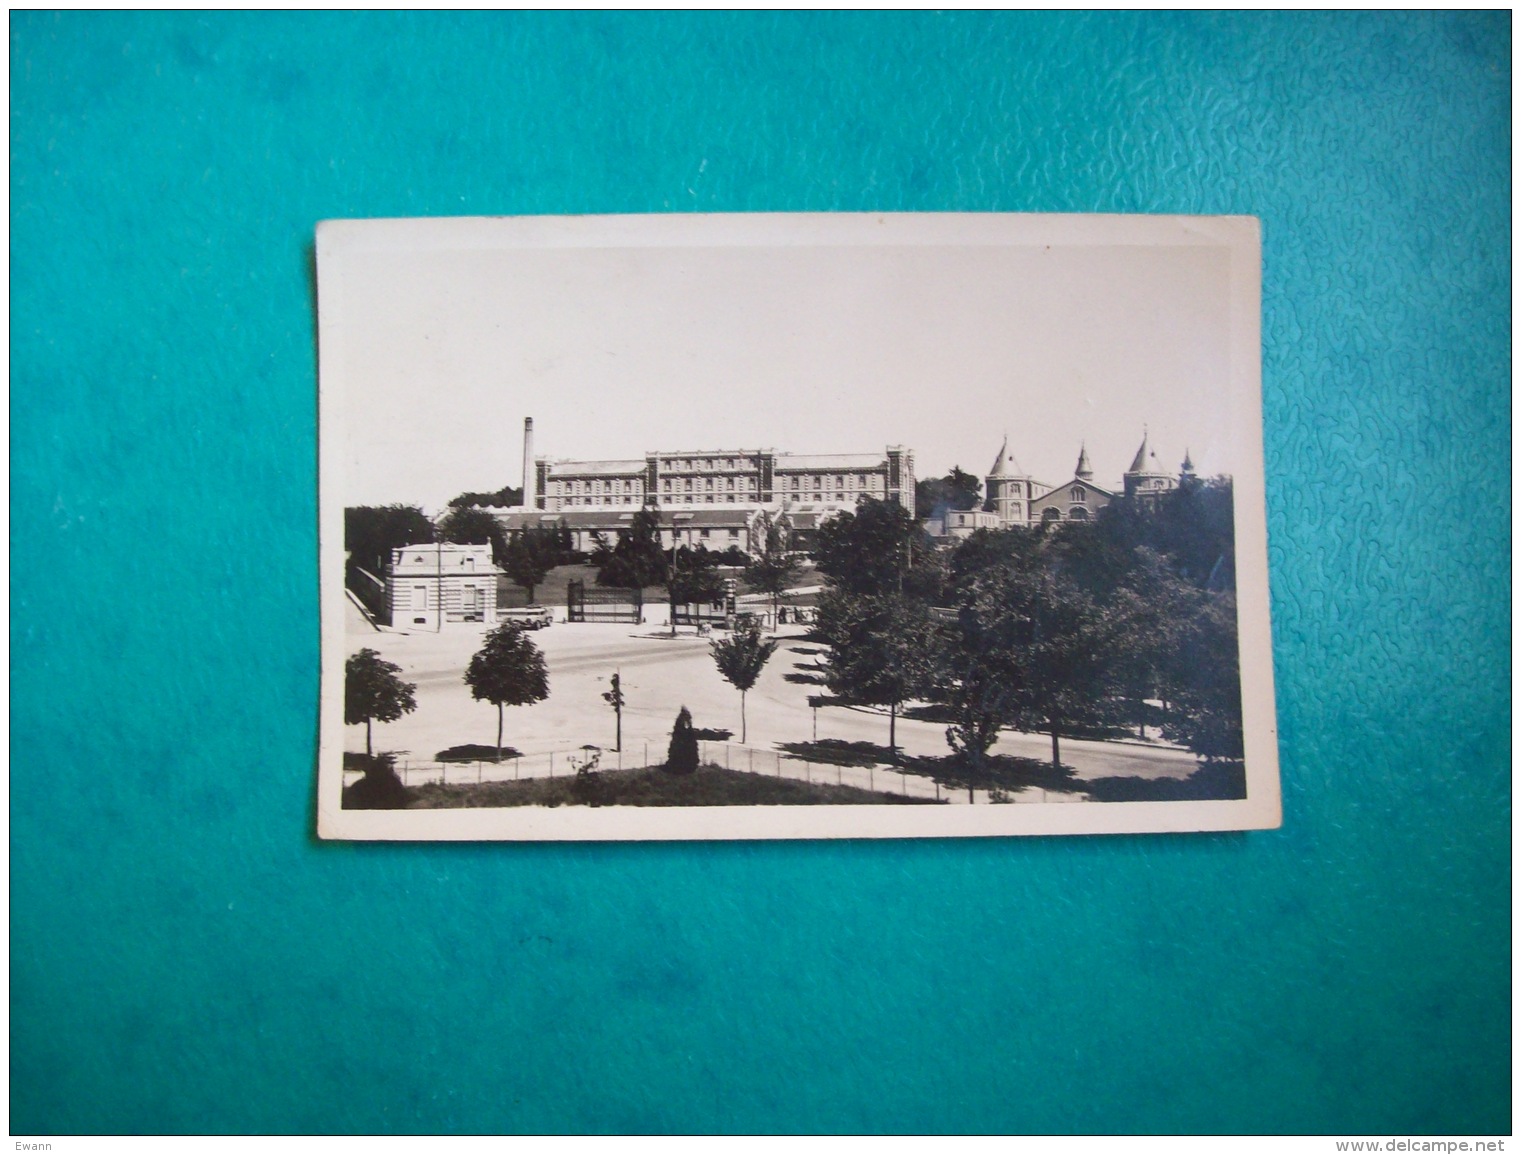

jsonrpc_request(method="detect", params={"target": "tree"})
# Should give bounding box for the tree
[814,496,924,598]
[665,542,723,637]
[437,506,505,554]
[946,467,983,511]
[666,706,699,774]
[940,599,1025,798]
[345,505,434,576]
[448,484,522,509]
[596,505,667,590]
[669,558,725,607]
[1162,591,1244,760]
[819,592,940,762]
[915,467,983,521]
[503,525,558,603]
[345,648,417,757]
[958,545,1127,773]
[935,478,1243,777]
[588,531,614,570]
[601,671,624,753]
[709,616,778,743]
[464,623,550,761]
[1105,548,1194,738]
[744,511,799,629]
[1094,477,1236,591]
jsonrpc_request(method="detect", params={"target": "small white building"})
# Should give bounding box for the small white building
[387,542,501,629]
[934,509,1004,539]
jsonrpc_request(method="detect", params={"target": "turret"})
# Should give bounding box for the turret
[1123,428,1177,500]
[1075,443,1094,482]
[986,435,1031,527]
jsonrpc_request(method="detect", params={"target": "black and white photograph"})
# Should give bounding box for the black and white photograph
[317,213,1278,840]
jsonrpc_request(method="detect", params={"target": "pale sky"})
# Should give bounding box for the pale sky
[325,215,1255,515]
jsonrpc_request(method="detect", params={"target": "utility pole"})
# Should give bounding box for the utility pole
[669,531,679,638]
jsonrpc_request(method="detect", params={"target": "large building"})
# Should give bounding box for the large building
[935,432,1187,539]
[493,427,915,554]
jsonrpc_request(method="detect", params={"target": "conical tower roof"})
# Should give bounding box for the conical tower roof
[988,435,1023,478]
[1128,432,1150,474]
[1181,448,1195,475]
[1075,443,1093,480]
[985,441,1009,480]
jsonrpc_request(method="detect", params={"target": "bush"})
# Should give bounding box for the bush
[342,753,413,809]
[666,706,699,775]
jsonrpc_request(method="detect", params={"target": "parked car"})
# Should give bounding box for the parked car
[498,605,553,629]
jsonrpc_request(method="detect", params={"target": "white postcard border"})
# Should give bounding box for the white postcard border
[316,212,1279,841]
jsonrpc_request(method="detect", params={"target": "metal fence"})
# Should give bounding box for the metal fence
[342,743,1074,804]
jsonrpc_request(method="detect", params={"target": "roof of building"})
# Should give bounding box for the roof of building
[543,459,647,477]
[989,438,1007,476]
[393,541,493,555]
[495,508,759,530]
[1032,478,1115,503]
[1075,443,1093,478]
[774,453,888,471]
[651,449,769,459]
[391,542,501,576]
[988,436,1026,478]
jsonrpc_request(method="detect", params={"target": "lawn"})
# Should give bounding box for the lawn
[399,763,942,808]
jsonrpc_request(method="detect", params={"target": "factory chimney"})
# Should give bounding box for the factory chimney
[521,418,535,509]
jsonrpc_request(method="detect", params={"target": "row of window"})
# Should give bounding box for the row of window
[555,478,641,495]
[553,490,881,508]
[559,495,641,507]
[553,471,885,494]
[660,457,749,472]
[663,476,756,493]
[557,493,772,507]
[780,474,877,490]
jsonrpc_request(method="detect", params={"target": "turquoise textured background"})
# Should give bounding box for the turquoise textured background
[11,12,1510,1135]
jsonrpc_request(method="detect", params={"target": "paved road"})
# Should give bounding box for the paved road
[350,618,1199,790]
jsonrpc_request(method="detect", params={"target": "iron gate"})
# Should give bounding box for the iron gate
[566,580,643,623]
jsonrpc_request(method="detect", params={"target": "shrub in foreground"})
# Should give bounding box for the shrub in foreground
[666,706,699,775]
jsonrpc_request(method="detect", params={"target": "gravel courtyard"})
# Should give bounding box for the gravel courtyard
[345,607,1202,802]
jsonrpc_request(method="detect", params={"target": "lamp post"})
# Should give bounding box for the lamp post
[669,513,693,638]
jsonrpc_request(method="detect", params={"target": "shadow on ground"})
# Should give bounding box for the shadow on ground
[433,743,524,763]
[905,752,1087,796]
[775,741,1084,797]
[1083,760,1245,802]
[778,739,894,768]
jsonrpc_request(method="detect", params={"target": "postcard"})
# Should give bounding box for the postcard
[317,212,1278,839]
